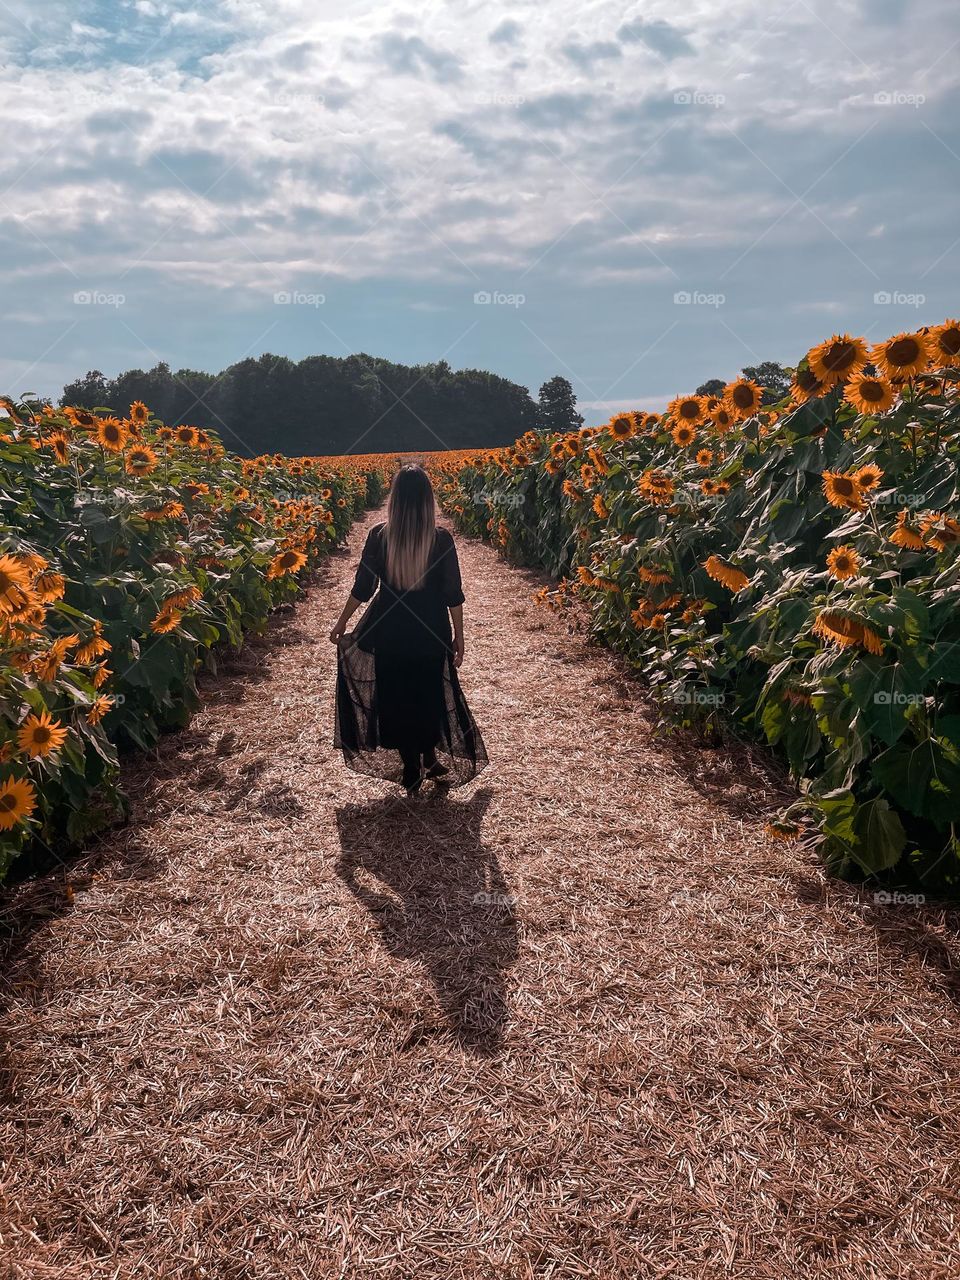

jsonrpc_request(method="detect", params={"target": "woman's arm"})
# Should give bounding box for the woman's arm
[329,595,363,644]
[450,604,464,668]
[331,526,381,643]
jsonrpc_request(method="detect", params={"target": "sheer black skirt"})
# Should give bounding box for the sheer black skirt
[334,632,488,788]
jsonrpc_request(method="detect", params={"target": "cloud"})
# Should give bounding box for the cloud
[0,0,956,413]
[560,39,621,70]
[374,31,464,83]
[489,19,522,45]
[617,17,694,60]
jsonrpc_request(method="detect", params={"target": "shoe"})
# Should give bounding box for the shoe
[402,766,424,796]
[425,760,451,782]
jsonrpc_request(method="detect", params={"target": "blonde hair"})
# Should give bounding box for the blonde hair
[384,464,437,590]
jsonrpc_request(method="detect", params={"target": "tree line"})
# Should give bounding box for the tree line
[60,355,561,457]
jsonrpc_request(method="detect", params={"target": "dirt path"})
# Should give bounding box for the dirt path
[2,506,960,1279]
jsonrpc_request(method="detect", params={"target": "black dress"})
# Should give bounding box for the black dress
[334,523,488,788]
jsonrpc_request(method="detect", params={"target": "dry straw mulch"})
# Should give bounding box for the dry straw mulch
[2,507,960,1279]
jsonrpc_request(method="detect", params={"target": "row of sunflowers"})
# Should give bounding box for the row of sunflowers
[0,397,388,881]
[432,322,960,892]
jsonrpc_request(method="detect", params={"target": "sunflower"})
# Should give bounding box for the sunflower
[17,710,68,758]
[668,395,703,425]
[74,624,110,664]
[175,425,199,447]
[31,634,78,683]
[921,513,960,552]
[812,609,883,655]
[163,585,202,611]
[671,423,697,448]
[0,555,34,615]
[267,549,308,579]
[43,430,71,464]
[638,566,673,585]
[150,608,182,634]
[851,464,883,493]
[703,555,750,592]
[695,449,713,467]
[561,479,583,502]
[545,458,563,476]
[764,820,801,841]
[0,776,37,830]
[826,545,862,580]
[550,440,567,459]
[96,418,129,453]
[638,470,676,506]
[844,376,895,416]
[930,319,960,365]
[822,470,865,511]
[872,331,931,381]
[33,570,66,602]
[86,696,113,726]
[700,478,719,495]
[125,445,158,476]
[724,379,762,419]
[129,401,151,425]
[681,599,705,623]
[609,414,633,440]
[889,509,925,551]
[711,406,734,433]
[592,493,608,519]
[790,367,825,404]
[579,464,595,488]
[63,406,98,432]
[807,333,869,387]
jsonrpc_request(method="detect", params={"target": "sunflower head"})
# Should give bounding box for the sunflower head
[129,401,150,424]
[822,470,865,511]
[807,333,869,387]
[826,545,862,581]
[668,395,703,425]
[844,377,895,416]
[724,379,762,419]
[671,423,697,448]
[930,319,960,365]
[872,331,931,381]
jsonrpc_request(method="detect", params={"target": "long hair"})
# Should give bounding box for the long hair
[384,464,437,590]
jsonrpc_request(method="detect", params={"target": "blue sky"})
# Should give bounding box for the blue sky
[1,0,957,421]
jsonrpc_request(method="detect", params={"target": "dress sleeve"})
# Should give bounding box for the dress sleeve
[438,530,465,607]
[350,527,381,602]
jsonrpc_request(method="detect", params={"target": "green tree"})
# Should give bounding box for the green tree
[536,376,583,433]
[695,378,725,397]
[741,361,790,404]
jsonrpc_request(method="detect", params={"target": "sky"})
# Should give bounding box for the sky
[0,0,958,421]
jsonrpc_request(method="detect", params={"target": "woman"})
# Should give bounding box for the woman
[330,464,487,795]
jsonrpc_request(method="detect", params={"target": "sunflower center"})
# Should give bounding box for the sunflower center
[33,728,51,744]
[834,477,855,497]
[940,328,960,356]
[824,342,856,372]
[887,337,920,367]
[732,385,755,408]
[797,369,820,392]
[0,795,16,813]
[860,381,885,402]
[679,401,699,419]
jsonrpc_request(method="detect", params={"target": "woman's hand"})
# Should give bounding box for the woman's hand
[329,622,346,645]
[453,636,464,668]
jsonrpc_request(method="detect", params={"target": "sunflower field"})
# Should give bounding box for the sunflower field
[432,322,960,891]
[0,397,388,882]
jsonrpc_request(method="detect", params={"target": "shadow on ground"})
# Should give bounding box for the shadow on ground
[335,786,518,1057]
